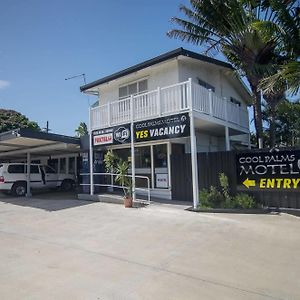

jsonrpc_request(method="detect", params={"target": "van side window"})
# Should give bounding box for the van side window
[60,158,66,173]
[48,159,58,172]
[44,166,56,174]
[8,165,24,173]
[30,165,40,174]
[24,165,40,173]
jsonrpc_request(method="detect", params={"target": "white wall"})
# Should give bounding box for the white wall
[94,57,248,109]
[184,131,226,153]
[178,59,248,108]
[97,59,179,105]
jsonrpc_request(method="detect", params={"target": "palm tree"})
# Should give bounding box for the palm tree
[75,122,88,137]
[252,0,299,146]
[260,61,300,96]
[167,0,299,148]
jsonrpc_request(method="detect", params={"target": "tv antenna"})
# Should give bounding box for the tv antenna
[65,73,90,106]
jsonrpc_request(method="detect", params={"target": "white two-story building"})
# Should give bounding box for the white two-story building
[80,48,251,207]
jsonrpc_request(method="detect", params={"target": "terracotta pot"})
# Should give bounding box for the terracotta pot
[124,196,133,208]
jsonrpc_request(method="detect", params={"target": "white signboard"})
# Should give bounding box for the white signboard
[93,133,113,146]
[156,173,168,188]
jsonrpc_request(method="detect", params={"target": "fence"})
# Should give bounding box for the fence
[171,149,300,209]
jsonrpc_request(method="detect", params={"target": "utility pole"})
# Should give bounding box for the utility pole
[43,121,51,133]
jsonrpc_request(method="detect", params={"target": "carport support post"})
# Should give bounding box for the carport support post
[26,152,32,197]
[188,78,199,209]
[89,109,94,196]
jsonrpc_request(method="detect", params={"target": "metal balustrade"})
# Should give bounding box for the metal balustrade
[80,172,151,204]
[89,80,249,131]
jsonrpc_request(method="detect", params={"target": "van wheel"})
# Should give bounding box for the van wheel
[11,182,27,197]
[61,180,74,191]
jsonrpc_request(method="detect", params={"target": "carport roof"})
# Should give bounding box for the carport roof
[0,128,80,160]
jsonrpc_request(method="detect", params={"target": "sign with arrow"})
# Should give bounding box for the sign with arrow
[236,150,300,191]
[242,178,256,189]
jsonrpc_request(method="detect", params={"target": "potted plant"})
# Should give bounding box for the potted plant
[115,160,133,208]
[104,150,133,208]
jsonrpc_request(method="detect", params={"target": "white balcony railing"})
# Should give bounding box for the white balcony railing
[90,80,249,131]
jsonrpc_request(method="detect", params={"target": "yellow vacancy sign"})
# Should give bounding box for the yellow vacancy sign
[243,178,300,189]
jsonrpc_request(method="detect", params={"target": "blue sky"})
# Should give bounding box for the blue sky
[0,0,235,135]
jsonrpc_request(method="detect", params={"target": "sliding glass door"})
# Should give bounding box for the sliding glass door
[113,143,170,189]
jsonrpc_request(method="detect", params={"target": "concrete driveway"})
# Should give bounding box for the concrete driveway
[0,194,299,300]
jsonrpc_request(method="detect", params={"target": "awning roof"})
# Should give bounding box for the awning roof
[0,128,81,161]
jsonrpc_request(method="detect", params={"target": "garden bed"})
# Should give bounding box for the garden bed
[187,207,272,214]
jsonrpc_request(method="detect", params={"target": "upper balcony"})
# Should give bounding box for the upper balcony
[90,79,249,132]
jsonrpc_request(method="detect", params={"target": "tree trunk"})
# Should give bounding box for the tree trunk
[251,86,264,148]
[269,104,276,148]
[264,92,284,148]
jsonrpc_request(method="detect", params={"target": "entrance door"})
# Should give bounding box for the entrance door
[134,146,151,189]
[170,144,192,201]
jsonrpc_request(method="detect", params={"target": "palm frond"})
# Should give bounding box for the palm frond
[259,61,300,95]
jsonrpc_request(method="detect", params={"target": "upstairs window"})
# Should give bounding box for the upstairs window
[119,79,148,99]
[230,97,241,106]
[198,78,215,92]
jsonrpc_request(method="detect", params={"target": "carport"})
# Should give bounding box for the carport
[0,128,80,197]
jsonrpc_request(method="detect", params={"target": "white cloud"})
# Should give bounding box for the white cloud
[0,80,10,90]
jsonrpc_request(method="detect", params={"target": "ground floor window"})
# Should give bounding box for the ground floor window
[112,143,170,189]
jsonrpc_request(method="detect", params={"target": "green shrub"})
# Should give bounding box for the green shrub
[233,193,257,209]
[198,173,258,209]
[199,186,224,208]
[236,193,257,208]
[219,173,230,199]
[199,189,211,208]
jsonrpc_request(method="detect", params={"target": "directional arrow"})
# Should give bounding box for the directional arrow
[243,178,256,189]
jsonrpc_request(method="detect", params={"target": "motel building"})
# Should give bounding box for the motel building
[80,48,251,208]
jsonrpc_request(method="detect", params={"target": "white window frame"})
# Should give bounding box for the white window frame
[197,77,215,92]
[118,77,148,100]
[108,141,171,190]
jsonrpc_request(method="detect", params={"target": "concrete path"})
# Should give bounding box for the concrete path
[0,195,299,300]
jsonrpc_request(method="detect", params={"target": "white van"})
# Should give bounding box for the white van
[0,163,76,196]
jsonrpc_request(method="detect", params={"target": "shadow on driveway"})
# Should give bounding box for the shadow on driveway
[0,190,96,212]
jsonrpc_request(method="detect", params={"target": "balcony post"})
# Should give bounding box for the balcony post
[224,97,228,122]
[88,107,94,195]
[157,87,161,116]
[189,113,200,209]
[225,126,230,151]
[130,95,136,202]
[187,78,193,109]
[188,78,199,209]
[208,89,213,116]
[108,103,111,127]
